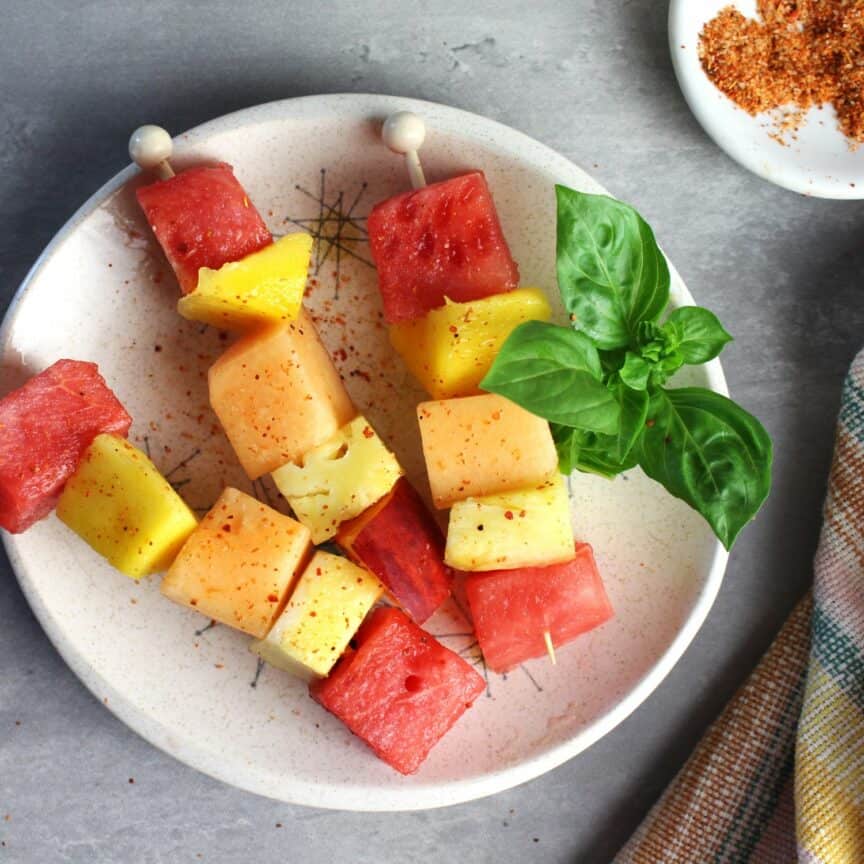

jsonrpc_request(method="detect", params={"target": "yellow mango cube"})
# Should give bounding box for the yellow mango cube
[56,434,197,578]
[417,393,559,508]
[272,415,403,543]
[445,474,574,571]
[177,233,312,331]
[209,310,356,479]
[250,551,383,679]
[389,289,551,399]
[161,487,312,638]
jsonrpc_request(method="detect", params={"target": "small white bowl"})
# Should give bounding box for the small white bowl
[669,0,864,199]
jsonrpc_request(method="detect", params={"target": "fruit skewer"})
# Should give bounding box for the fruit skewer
[126,125,478,771]
[128,123,453,626]
[369,112,614,672]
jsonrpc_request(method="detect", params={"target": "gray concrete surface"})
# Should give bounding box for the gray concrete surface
[1,1,862,862]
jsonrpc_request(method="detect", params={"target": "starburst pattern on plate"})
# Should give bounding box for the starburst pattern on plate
[283,169,373,295]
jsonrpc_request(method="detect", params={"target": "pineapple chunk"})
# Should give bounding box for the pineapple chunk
[161,487,311,637]
[56,434,197,578]
[209,310,356,479]
[445,474,574,571]
[177,233,312,331]
[250,551,383,679]
[389,289,551,399]
[272,415,403,543]
[417,393,559,508]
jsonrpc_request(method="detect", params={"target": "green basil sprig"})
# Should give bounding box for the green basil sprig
[480,186,771,549]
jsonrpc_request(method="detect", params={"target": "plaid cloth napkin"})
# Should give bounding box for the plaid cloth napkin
[614,349,864,864]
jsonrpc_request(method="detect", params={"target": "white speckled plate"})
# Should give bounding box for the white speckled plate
[670,0,864,199]
[0,95,728,810]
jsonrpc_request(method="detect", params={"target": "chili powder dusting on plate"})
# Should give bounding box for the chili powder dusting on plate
[698,1,864,146]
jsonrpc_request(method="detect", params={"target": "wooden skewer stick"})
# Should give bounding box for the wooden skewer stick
[129,125,175,180]
[382,112,427,189]
[543,630,557,665]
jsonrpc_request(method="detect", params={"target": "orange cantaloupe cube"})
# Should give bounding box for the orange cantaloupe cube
[208,311,356,479]
[416,394,558,508]
[161,487,312,638]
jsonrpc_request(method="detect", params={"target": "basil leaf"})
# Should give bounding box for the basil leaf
[663,307,732,364]
[638,388,772,549]
[551,382,647,473]
[640,342,663,363]
[637,321,664,348]
[649,348,684,387]
[480,321,620,434]
[556,186,670,350]
[620,354,652,390]
[552,423,585,476]
[552,424,638,478]
[577,440,640,477]
[599,348,627,375]
[613,381,649,461]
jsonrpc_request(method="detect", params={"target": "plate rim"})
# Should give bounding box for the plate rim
[668,0,864,201]
[1,93,729,811]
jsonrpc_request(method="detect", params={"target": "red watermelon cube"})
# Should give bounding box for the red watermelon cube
[367,171,519,323]
[466,543,613,672]
[310,607,485,774]
[336,478,452,624]
[136,163,272,294]
[0,360,132,533]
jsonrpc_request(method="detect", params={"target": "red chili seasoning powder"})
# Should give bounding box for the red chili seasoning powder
[699,1,864,145]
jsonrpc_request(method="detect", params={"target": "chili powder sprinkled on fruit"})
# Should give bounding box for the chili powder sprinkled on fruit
[698,1,864,146]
